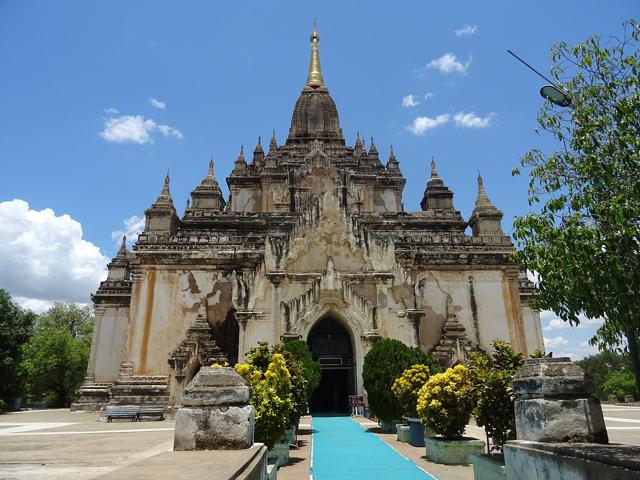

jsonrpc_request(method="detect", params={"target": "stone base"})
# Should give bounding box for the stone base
[514,397,608,444]
[470,453,506,480]
[174,405,254,451]
[109,374,170,406]
[71,380,112,411]
[424,436,485,465]
[504,440,640,480]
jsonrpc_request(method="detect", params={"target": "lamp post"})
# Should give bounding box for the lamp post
[507,49,572,107]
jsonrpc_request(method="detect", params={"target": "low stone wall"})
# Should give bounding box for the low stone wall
[504,441,640,480]
[96,444,268,480]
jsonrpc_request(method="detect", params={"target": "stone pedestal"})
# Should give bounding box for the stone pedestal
[512,357,608,444]
[173,367,255,451]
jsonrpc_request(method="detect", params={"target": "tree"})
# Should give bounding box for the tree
[0,289,36,410]
[21,304,94,407]
[576,350,635,399]
[468,340,525,454]
[512,20,640,390]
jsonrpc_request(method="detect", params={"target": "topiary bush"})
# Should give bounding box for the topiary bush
[362,338,438,422]
[417,364,474,439]
[391,364,432,418]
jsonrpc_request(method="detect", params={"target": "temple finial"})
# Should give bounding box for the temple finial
[475,173,492,207]
[208,158,214,177]
[369,137,378,156]
[118,235,127,255]
[430,157,438,178]
[389,144,396,161]
[162,173,171,194]
[306,21,325,88]
[270,130,277,150]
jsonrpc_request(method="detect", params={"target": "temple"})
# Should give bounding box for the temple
[75,25,543,413]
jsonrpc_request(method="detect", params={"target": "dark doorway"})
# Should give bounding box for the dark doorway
[307,317,355,414]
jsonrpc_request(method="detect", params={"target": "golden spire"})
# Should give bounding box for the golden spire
[306,21,325,88]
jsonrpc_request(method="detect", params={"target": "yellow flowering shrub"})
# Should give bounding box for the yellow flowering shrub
[391,364,432,418]
[235,352,293,449]
[416,364,474,439]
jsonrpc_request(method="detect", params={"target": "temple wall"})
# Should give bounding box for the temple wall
[91,306,129,382]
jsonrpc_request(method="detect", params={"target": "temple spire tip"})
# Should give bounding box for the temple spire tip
[305,21,324,88]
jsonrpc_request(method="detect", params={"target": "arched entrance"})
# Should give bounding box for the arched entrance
[307,316,356,413]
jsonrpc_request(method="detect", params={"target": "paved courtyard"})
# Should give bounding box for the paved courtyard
[1,405,639,479]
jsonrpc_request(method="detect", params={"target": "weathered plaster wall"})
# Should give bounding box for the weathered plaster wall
[89,306,129,382]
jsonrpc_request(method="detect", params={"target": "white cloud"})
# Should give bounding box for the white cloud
[100,114,183,144]
[426,53,472,74]
[542,312,604,331]
[104,107,119,114]
[544,336,569,348]
[454,111,494,128]
[111,215,145,247]
[454,25,478,36]
[424,93,434,100]
[149,97,166,110]
[402,94,419,108]
[407,114,450,135]
[543,319,570,331]
[157,124,183,139]
[0,199,108,305]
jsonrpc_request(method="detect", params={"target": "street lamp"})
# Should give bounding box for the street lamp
[507,50,572,107]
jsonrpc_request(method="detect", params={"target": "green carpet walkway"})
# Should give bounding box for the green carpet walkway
[310,416,436,480]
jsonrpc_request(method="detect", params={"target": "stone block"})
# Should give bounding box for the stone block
[514,397,607,444]
[174,405,254,450]
[625,394,636,403]
[182,367,251,406]
[608,394,618,403]
[512,358,608,444]
[173,367,255,451]
[512,358,594,399]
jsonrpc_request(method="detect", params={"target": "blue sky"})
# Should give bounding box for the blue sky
[0,1,635,358]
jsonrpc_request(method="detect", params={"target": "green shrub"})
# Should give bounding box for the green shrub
[362,338,438,421]
[468,340,524,453]
[417,364,474,439]
[603,372,636,400]
[391,364,432,418]
[283,340,321,401]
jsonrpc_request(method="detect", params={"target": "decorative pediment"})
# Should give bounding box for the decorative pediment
[168,310,227,379]
[431,296,474,369]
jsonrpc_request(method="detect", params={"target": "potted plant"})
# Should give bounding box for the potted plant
[392,363,437,446]
[468,340,524,479]
[235,347,293,466]
[362,339,436,433]
[417,364,484,464]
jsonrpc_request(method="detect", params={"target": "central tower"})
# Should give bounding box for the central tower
[287,23,344,146]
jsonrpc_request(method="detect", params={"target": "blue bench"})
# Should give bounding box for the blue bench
[106,407,140,422]
[138,405,165,421]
